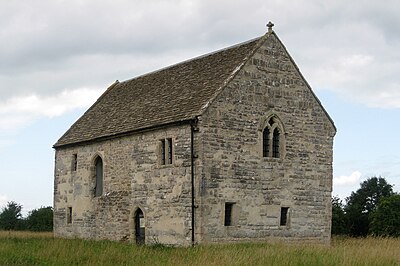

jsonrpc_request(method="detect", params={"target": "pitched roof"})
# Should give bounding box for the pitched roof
[54,36,262,148]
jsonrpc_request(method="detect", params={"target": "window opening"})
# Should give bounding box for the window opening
[268,118,275,126]
[263,128,270,157]
[272,128,280,158]
[262,116,283,159]
[72,154,77,171]
[224,203,234,226]
[167,138,173,164]
[160,139,166,165]
[67,207,72,224]
[95,157,103,197]
[280,207,289,226]
[160,138,173,165]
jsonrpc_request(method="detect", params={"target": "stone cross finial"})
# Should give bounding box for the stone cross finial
[267,21,274,33]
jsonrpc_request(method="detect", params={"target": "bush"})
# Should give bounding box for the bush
[26,207,53,232]
[370,194,400,236]
[0,201,23,230]
[344,177,394,236]
[331,196,348,235]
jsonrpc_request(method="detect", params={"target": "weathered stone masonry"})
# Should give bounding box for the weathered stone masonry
[54,25,335,246]
[54,124,194,245]
[197,33,334,244]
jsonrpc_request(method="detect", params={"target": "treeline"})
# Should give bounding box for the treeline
[0,202,53,232]
[1,177,399,235]
[332,176,400,237]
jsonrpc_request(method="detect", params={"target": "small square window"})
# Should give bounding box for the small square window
[67,207,73,224]
[224,202,235,226]
[280,207,289,226]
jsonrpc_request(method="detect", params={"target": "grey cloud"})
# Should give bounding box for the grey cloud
[0,0,399,108]
[0,0,264,98]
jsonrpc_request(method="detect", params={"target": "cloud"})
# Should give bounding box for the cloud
[309,51,400,108]
[0,0,400,109]
[334,171,362,187]
[256,1,400,109]
[0,88,103,131]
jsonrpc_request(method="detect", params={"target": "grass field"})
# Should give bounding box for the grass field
[0,231,399,265]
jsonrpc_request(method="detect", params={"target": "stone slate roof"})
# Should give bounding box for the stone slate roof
[54,37,262,148]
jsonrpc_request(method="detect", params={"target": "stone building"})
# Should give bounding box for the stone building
[53,23,336,246]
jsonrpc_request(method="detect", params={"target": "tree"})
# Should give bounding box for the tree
[25,206,53,232]
[0,201,23,230]
[331,196,348,235]
[370,194,400,236]
[344,177,394,236]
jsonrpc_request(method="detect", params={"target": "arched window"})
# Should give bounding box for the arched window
[272,128,280,158]
[262,116,284,159]
[263,128,270,157]
[94,156,103,197]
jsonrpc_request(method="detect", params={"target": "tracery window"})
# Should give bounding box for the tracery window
[262,116,284,158]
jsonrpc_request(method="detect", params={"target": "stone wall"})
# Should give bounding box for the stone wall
[196,32,335,244]
[54,124,194,245]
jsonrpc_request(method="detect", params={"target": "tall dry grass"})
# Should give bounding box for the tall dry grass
[0,230,53,238]
[0,231,398,265]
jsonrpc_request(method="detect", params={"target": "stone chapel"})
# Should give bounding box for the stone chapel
[53,23,336,246]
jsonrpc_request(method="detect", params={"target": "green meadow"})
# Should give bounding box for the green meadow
[0,231,399,265]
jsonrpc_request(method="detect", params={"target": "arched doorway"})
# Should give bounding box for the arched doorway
[135,208,145,244]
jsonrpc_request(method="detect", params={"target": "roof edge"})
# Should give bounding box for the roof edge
[53,117,195,149]
[197,34,267,116]
[197,29,336,134]
[271,31,337,134]
[53,80,120,148]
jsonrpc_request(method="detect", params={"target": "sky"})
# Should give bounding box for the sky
[0,0,399,214]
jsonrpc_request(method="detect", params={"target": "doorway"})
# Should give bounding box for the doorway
[135,208,145,244]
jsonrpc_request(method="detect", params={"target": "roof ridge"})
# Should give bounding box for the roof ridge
[121,36,262,84]
[54,35,265,148]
